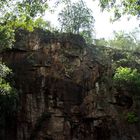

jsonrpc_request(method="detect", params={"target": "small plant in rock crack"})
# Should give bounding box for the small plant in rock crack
[126,112,139,124]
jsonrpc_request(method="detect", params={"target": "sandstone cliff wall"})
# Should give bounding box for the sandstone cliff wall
[1,29,140,140]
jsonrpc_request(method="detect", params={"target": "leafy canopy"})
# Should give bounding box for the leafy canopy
[58,0,95,44]
[95,29,140,51]
[98,0,140,20]
[0,0,48,51]
[0,63,12,95]
[108,31,140,50]
[113,67,140,92]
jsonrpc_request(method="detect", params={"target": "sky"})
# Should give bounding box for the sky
[45,0,140,39]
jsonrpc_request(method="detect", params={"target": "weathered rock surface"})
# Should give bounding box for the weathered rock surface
[1,29,140,140]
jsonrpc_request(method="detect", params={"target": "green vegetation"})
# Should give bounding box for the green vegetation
[0,0,49,116]
[58,0,95,44]
[0,62,18,139]
[0,0,49,115]
[0,62,18,110]
[0,0,139,138]
[0,0,49,119]
[95,29,140,51]
[113,67,140,83]
[108,30,140,50]
[0,25,15,51]
[126,112,139,124]
[113,66,140,93]
[0,0,49,52]
[94,38,108,47]
[98,0,140,20]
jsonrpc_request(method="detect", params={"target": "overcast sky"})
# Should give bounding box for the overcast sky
[45,0,140,39]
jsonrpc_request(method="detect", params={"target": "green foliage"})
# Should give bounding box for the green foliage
[0,25,15,51]
[0,63,18,114]
[0,1,49,137]
[0,0,49,51]
[0,17,50,52]
[0,0,48,19]
[0,63,11,78]
[108,31,139,50]
[0,78,11,94]
[16,0,48,18]
[0,62,18,139]
[94,38,108,46]
[114,67,140,83]
[58,0,95,44]
[113,51,140,70]
[80,30,94,44]
[126,112,139,124]
[98,0,140,20]
[113,66,140,93]
[95,29,140,51]
[0,0,49,113]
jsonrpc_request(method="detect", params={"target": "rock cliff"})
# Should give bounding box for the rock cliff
[0,29,140,140]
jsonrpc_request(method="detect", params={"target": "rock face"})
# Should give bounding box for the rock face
[1,29,140,140]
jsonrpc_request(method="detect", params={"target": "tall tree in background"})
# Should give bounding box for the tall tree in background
[94,38,108,46]
[108,30,140,50]
[58,0,95,44]
[95,29,140,51]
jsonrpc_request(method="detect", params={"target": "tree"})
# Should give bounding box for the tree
[95,29,140,50]
[0,0,49,51]
[108,30,140,50]
[0,1,49,132]
[98,0,140,20]
[108,31,136,50]
[58,0,95,44]
[94,38,108,46]
[0,0,48,19]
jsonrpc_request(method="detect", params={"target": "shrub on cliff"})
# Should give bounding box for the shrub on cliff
[113,66,140,93]
[0,63,18,130]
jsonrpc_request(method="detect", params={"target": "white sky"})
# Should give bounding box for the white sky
[45,0,140,39]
